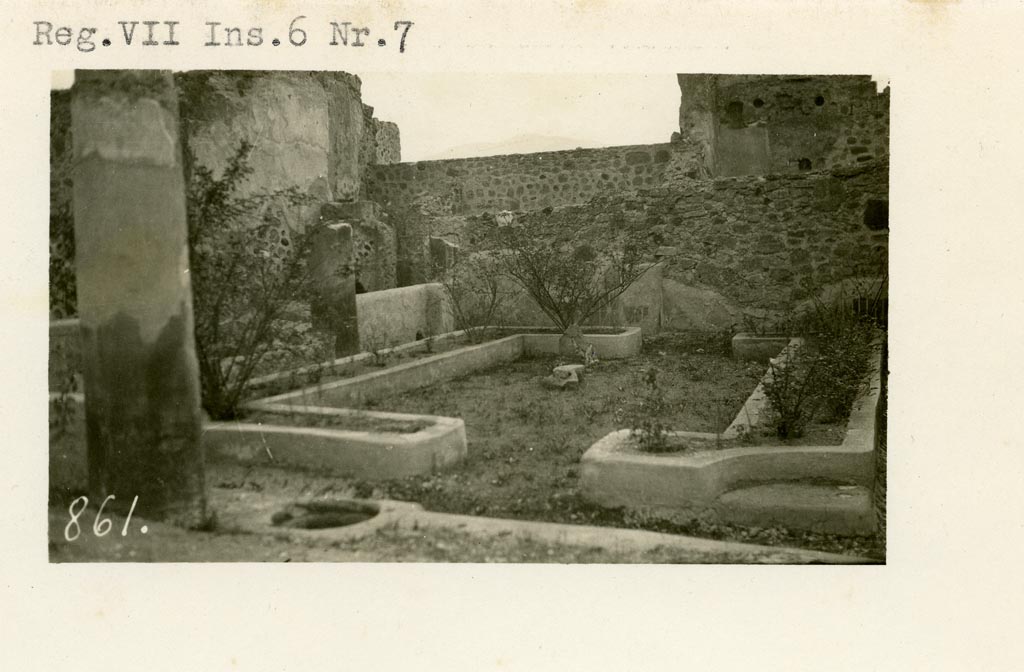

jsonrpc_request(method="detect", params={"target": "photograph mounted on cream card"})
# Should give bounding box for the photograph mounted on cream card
[47,69,888,563]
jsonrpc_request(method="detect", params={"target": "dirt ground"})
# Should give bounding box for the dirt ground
[48,455,881,563]
[46,510,774,564]
[48,474,829,564]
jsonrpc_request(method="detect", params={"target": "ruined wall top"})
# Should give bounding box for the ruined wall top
[677,74,889,176]
[174,70,400,207]
[364,142,690,217]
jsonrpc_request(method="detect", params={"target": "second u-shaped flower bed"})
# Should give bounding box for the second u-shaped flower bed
[204,327,644,479]
[579,338,884,535]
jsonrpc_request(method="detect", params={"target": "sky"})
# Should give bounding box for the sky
[52,71,681,161]
[358,72,681,160]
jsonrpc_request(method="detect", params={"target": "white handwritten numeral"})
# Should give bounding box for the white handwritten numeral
[92,494,115,537]
[64,496,88,542]
[122,495,140,536]
[64,494,143,540]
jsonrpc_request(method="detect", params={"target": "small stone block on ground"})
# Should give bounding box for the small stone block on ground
[542,371,580,390]
[552,364,586,380]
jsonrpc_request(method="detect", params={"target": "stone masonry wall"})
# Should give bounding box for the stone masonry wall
[53,73,885,337]
[678,74,889,177]
[362,104,401,166]
[716,75,888,173]
[372,118,401,164]
[463,160,888,330]
[364,142,694,286]
[655,160,888,327]
[176,71,395,210]
[174,71,400,222]
[364,143,688,216]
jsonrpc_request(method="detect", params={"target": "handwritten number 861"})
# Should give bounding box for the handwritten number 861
[64,494,140,541]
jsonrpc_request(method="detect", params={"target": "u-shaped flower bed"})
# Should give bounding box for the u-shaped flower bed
[208,326,643,478]
[579,337,884,535]
[49,322,642,484]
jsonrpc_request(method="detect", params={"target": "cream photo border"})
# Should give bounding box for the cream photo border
[2,1,1019,670]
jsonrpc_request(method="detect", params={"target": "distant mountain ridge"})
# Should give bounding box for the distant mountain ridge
[418,133,603,161]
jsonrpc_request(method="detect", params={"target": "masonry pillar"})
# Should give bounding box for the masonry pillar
[71,70,208,527]
[321,200,397,291]
[677,74,720,176]
[309,215,359,356]
[322,73,365,202]
[428,236,460,280]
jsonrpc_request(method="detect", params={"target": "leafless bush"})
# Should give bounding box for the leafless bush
[441,252,518,342]
[474,212,654,338]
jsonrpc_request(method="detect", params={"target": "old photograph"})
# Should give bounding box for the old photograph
[48,69,888,563]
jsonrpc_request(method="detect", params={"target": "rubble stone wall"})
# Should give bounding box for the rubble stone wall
[678,74,889,176]
[364,142,689,216]
[364,142,695,285]
[463,160,888,330]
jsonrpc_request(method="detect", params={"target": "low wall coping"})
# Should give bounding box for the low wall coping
[248,333,525,407]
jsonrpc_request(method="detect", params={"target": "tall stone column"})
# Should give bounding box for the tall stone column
[71,70,208,527]
[309,215,359,357]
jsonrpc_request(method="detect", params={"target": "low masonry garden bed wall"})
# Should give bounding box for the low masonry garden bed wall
[49,395,467,486]
[730,332,793,363]
[580,337,884,535]
[203,407,467,479]
[245,328,487,398]
[246,327,643,409]
[517,326,643,360]
[248,335,526,409]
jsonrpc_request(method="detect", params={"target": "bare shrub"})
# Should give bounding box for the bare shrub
[442,252,518,343]
[471,211,655,342]
[187,142,319,420]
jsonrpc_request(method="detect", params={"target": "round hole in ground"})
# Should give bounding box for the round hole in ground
[753,97,764,108]
[814,95,825,106]
[271,499,379,529]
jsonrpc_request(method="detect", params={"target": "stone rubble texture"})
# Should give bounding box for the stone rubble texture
[321,200,397,292]
[678,74,889,176]
[457,160,887,328]
[308,220,359,356]
[51,72,887,334]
